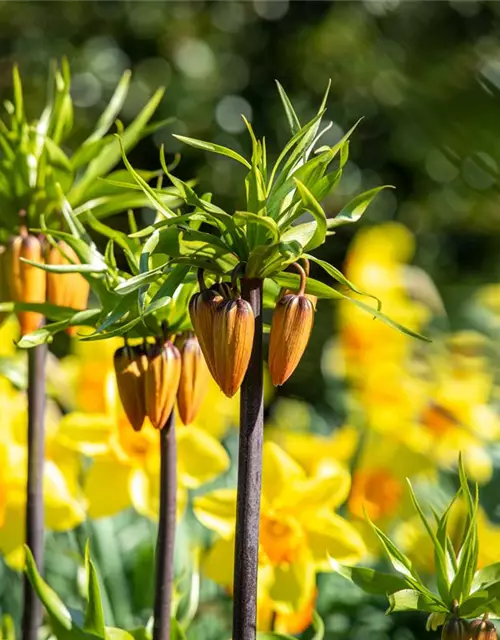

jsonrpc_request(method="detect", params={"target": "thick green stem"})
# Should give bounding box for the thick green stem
[22,343,47,640]
[233,278,264,640]
[153,412,177,640]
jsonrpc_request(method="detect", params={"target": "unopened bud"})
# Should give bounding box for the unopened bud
[7,227,46,335]
[442,616,471,640]
[46,241,90,337]
[114,345,147,432]
[189,286,224,380]
[176,332,209,425]
[213,297,254,398]
[470,618,497,640]
[145,340,181,429]
[268,263,315,386]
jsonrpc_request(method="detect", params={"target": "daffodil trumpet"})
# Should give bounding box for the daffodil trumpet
[233,276,264,640]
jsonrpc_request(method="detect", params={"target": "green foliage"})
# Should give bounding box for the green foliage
[332,455,500,628]
[0,62,178,241]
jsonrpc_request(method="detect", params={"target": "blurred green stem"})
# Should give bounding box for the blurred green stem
[22,343,47,640]
[153,412,176,640]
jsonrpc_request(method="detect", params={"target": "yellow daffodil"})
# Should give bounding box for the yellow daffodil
[337,223,432,377]
[0,322,85,569]
[193,442,365,619]
[56,373,230,521]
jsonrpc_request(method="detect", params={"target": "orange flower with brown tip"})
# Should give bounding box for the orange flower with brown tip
[189,272,227,380]
[470,618,497,640]
[46,241,90,336]
[0,246,11,328]
[268,262,315,386]
[114,344,147,432]
[213,295,254,398]
[176,332,209,425]
[6,226,46,336]
[145,340,181,429]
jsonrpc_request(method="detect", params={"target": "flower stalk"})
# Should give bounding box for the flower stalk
[22,340,47,640]
[233,278,264,640]
[153,411,177,640]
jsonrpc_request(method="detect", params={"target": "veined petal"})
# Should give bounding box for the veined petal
[177,426,229,489]
[202,536,235,587]
[268,552,316,614]
[84,457,133,519]
[305,511,366,569]
[262,442,305,505]
[193,488,237,538]
[55,412,114,456]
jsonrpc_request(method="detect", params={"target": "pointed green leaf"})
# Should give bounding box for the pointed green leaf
[275,81,301,135]
[406,480,449,601]
[234,211,279,244]
[24,546,73,632]
[172,135,251,169]
[293,179,327,250]
[84,70,131,144]
[305,254,382,310]
[328,186,392,228]
[387,590,448,614]
[330,560,412,596]
[83,543,106,636]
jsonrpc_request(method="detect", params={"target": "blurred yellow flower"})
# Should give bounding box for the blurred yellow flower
[0,320,85,569]
[193,442,365,618]
[57,369,230,520]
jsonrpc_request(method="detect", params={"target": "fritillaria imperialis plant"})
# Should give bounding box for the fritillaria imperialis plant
[332,457,500,640]
[115,82,430,640]
[0,61,174,640]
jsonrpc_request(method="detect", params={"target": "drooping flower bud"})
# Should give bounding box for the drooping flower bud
[145,340,181,429]
[470,618,497,640]
[442,616,471,640]
[46,241,90,336]
[176,332,210,425]
[279,258,317,310]
[213,296,254,398]
[188,271,227,380]
[114,344,147,432]
[0,246,11,328]
[268,262,315,386]
[6,226,46,335]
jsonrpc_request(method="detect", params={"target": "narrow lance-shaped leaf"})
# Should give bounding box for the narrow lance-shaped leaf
[83,542,106,636]
[173,134,251,169]
[327,186,392,229]
[406,480,450,602]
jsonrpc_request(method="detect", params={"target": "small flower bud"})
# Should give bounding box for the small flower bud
[176,332,209,425]
[46,241,90,336]
[189,287,224,381]
[268,263,315,386]
[0,246,11,328]
[442,616,471,640]
[213,297,254,398]
[470,618,497,640]
[145,340,181,429]
[6,227,46,335]
[114,345,147,432]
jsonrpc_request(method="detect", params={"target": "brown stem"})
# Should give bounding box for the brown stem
[291,262,307,296]
[233,278,264,640]
[153,412,177,640]
[22,342,47,640]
